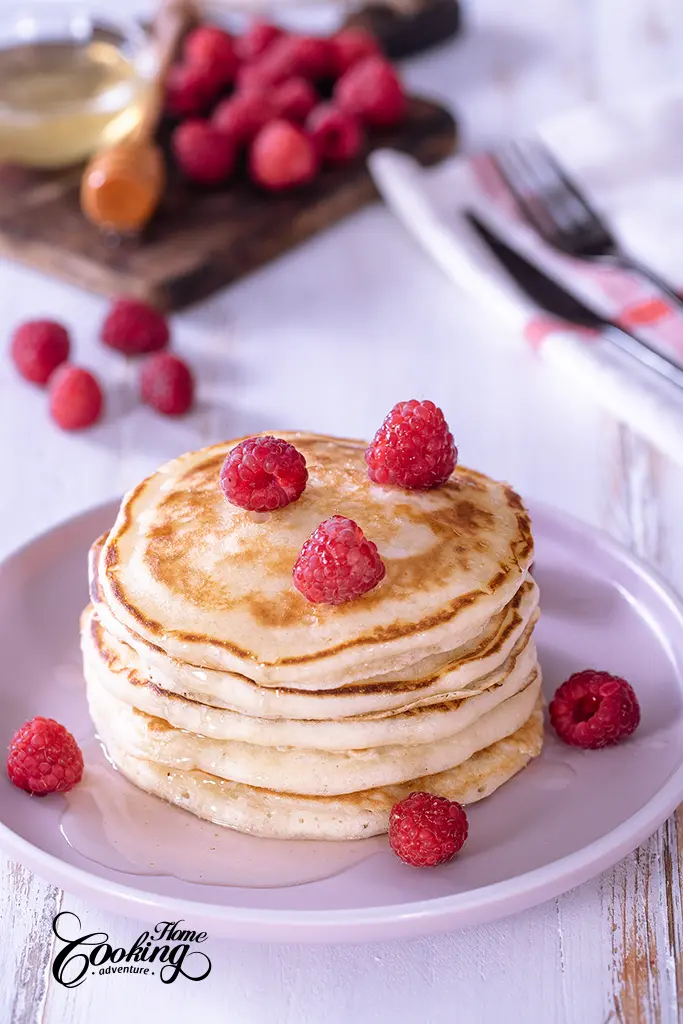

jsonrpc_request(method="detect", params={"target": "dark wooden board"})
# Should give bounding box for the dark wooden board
[0,97,456,311]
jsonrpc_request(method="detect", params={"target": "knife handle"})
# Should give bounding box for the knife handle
[604,325,683,391]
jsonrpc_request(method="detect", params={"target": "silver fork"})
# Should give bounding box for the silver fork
[493,138,683,309]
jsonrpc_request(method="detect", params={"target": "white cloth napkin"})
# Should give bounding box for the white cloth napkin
[369,85,683,466]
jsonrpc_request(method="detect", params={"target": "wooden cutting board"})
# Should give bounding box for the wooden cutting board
[0,96,456,311]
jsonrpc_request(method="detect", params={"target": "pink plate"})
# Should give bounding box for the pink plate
[1,500,682,943]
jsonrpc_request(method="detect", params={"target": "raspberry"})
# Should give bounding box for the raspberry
[165,62,220,117]
[272,78,318,122]
[7,717,83,795]
[172,119,235,184]
[212,91,275,147]
[49,366,103,430]
[335,56,406,128]
[331,28,380,76]
[365,400,457,489]
[10,319,70,385]
[235,20,283,63]
[293,515,385,605]
[549,670,641,749]
[242,34,333,88]
[249,120,318,191]
[183,25,237,85]
[140,352,194,416]
[101,297,169,356]
[306,104,363,164]
[220,435,308,512]
[389,792,468,867]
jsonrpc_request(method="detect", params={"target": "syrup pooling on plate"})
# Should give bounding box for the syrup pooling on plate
[60,739,385,888]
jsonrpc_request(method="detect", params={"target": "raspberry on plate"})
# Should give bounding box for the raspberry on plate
[183,25,237,85]
[293,515,385,605]
[101,297,169,356]
[165,62,220,117]
[549,670,641,749]
[249,120,318,191]
[389,792,469,867]
[235,20,283,63]
[331,28,380,76]
[220,435,308,512]
[365,399,457,489]
[272,78,318,122]
[7,717,83,795]
[172,119,235,184]
[212,91,275,147]
[140,352,194,416]
[335,55,406,128]
[49,365,103,431]
[10,319,70,385]
[306,104,364,164]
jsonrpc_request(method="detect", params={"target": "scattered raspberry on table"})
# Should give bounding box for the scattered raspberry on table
[101,297,169,356]
[272,78,318,122]
[10,319,70,385]
[235,20,283,63]
[166,62,221,117]
[293,515,386,605]
[549,670,641,748]
[389,792,469,867]
[220,435,309,512]
[49,365,103,431]
[140,352,195,416]
[7,717,83,795]
[365,399,458,489]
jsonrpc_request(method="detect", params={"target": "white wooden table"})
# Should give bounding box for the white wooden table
[2,0,683,1019]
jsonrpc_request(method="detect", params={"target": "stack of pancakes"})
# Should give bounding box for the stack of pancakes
[82,432,543,840]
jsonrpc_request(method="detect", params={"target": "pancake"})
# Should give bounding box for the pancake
[90,553,540,717]
[98,434,534,687]
[83,604,539,750]
[86,668,542,796]
[93,701,545,840]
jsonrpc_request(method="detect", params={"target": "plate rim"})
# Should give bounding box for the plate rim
[1,498,682,942]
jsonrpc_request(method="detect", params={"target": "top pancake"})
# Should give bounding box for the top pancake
[99,433,534,685]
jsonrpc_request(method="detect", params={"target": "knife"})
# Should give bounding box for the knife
[465,210,683,391]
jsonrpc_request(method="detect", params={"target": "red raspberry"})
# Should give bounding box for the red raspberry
[306,104,363,164]
[249,120,318,191]
[220,435,308,512]
[235,20,283,63]
[212,91,276,147]
[335,56,406,128]
[293,516,385,605]
[49,366,103,431]
[365,400,457,489]
[7,717,83,795]
[389,792,468,867]
[331,28,380,76]
[183,25,237,85]
[101,297,169,356]
[549,670,641,749]
[272,78,318,122]
[165,62,220,117]
[140,352,194,416]
[242,34,333,88]
[172,119,235,184]
[10,319,70,385]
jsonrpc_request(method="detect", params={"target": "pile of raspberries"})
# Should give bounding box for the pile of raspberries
[165,22,407,189]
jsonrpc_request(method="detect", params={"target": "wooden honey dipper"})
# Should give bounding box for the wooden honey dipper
[80,0,197,233]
